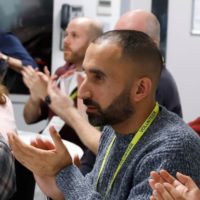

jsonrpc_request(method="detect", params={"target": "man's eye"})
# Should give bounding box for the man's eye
[94,74,103,81]
[72,33,77,38]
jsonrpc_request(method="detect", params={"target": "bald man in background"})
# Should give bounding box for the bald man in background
[115,9,182,117]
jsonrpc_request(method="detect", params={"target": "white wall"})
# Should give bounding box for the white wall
[130,0,152,11]
[10,95,47,132]
[167,0,200,122]
[52,0,129,73]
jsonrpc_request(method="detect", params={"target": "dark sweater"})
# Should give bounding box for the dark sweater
[56,106,200,200]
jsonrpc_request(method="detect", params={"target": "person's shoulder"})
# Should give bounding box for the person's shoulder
[159,67,177,87]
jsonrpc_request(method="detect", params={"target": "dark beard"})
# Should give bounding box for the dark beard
[83,87,134,126]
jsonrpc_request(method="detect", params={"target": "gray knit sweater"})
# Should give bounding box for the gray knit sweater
[56,106,200,200]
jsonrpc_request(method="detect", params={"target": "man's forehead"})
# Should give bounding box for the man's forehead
[87,42,122,57]
[67,18,90,30]
[82,42,130,74]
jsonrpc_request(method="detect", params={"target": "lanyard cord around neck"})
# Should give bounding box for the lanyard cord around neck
[69,87,78,100]
[96,102,159,198]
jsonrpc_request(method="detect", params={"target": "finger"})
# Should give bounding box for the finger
[44,66,50,76]
[150,171,165,184]
[163,183,185,200]
[8,133,37,168]
[48,78,62,96]
[21,69,32,80]
[160,170,178,186]
[37,72,49,83]
[25,65,36,75]
[30,137,55,150]
[149,179,157,190]
[176,172,197,190]
[8,133,35,159]
[49,126,66,152]
[48,77,57,92]
[150,195,156,200]
[30,140,39,148]
[21,71,31,86]
[154,183,174,200]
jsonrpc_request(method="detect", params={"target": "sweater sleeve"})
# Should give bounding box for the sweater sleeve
[55,127,113,200]
[56,165,103,200]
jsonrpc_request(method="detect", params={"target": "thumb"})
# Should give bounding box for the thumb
[49,126,66,151]
[44,66,50,77]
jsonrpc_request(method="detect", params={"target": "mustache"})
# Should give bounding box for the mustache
[83,98,100,108]
[64,45,72,51]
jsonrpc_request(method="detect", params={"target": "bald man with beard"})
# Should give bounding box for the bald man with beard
[63,10,183,174]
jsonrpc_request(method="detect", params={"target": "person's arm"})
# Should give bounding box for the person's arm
[57,106,100,154]
[8,127,103,199]
[22,66,49,124]
[23,96,43,124]
[149,170,200,200]
[0,52,24,73]
[0,32,38,71]
[46,79,100,154]
[0,135,16,199]
[34,174,64,200]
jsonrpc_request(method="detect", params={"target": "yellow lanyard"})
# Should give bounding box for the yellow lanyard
[69,87,78,100]
[96,102,159,197]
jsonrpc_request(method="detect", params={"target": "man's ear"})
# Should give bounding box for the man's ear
[133,78,152,102]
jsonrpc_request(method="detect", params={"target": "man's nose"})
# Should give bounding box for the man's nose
[64,36,70,45]
[78,78,91,100]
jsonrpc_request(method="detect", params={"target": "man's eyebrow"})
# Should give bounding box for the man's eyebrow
[88,68,106,77]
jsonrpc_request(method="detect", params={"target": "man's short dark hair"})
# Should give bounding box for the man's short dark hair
[93,30,163,83]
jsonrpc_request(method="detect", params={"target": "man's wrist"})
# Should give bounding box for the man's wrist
[30,95,41,104]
